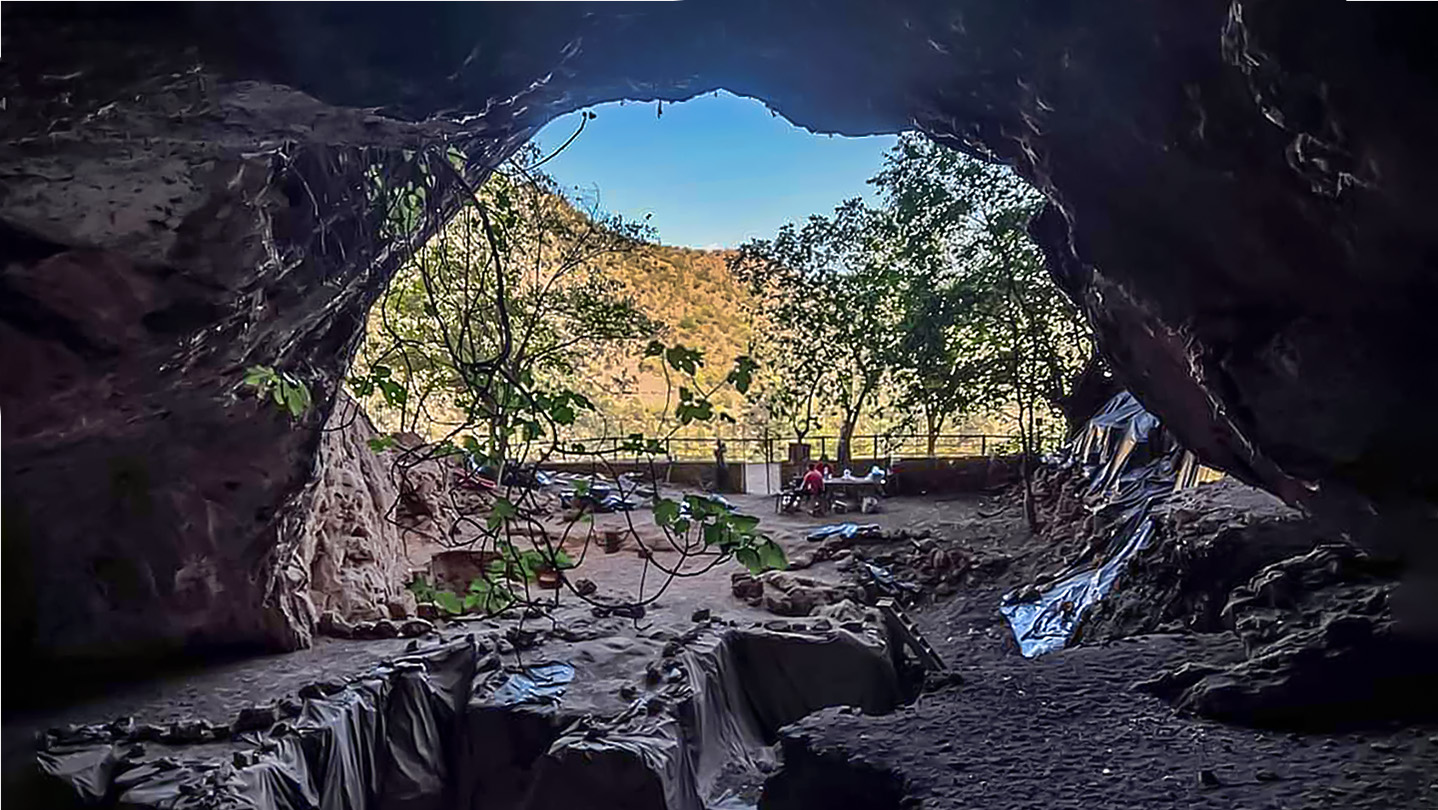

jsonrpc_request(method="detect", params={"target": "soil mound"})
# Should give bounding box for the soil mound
[1074,479,1317,641]
[1138,544,1438,728]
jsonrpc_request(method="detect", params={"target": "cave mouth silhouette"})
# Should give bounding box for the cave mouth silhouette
[4,0,1438,680]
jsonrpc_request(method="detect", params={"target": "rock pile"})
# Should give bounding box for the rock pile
[1136,543,1438,728]
[1075,479,1318,641]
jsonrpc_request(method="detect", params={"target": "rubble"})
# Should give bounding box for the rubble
[1138,544,1438,728]
[1074,479,1319,642]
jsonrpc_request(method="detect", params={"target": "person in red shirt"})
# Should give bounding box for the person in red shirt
[801,463,826,514]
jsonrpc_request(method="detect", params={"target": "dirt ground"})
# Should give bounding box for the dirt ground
[765,494,1438,810]
[9,487,1438,809]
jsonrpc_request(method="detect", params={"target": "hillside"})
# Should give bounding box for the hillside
[355,190,1012,458]
[573,242,755,440]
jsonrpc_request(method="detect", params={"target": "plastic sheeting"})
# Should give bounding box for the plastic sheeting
[1000,515,1157,657]
[805,523,882,542]
[29,619,910,810]
[1001,391,1187,658]
[521,623,903,810]
[560,484,639,512]
[28,639,479,810]
[490,663,574,707]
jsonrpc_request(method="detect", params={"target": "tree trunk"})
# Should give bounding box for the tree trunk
[924,409,942,458]
[837,418,856,468]
[836,382,873,469]
[1017,397,1038,532]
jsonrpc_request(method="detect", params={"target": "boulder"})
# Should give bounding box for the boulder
[1143,544,1438,728]
[317,610,356,639]
[1075,479,1319,642]
[400,618,436,638]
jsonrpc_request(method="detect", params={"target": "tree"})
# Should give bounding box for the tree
[355,142,659,463]
[731,200,906,467]
[889,279,979,456]
[871,134,1093,527]
[351,137,786,624]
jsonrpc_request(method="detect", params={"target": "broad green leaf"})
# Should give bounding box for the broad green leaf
[653,499,680,527]
[734,547,761,573]
[434,590,463,615]
[702,522,726,548]
[243,366,274,387]
[730,515,760,535]
[550,403,576,425]
[757,541,788,571]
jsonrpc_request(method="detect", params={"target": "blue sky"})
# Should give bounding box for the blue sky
[530,91,899,250]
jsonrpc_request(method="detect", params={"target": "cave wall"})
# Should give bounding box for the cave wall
[5,0,1437,663]
[0,47,522,665]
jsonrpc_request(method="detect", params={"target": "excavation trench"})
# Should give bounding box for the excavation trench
[27,608,915,810]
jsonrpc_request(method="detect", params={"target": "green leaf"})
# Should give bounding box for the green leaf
[377,379,408,407]
[726,355,758,394]
[730,515,760,535]
[643,340,666,358]
[702,522,726,548]
[491,497,518,520]
[550,403,576,425]
[243,365,275,388]
[757,540,788,571]
[734,547,761,573]
[653,499,680,527]
[664,344,703,375]
[434,590,463,615]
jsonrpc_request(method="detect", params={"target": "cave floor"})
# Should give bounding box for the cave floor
[9,490,1438,809]
[769,513,1438,810]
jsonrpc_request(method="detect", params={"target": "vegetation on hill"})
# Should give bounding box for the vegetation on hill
[352,134,1093,470]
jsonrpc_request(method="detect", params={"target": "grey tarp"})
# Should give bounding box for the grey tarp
[31,638,477,810]
[511,623,902,810]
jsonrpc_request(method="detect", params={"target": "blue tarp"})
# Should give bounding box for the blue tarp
[1000,518,1156,657]
[491,663,575,706]
[805,523,882,542]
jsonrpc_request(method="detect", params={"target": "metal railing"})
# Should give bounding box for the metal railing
[546,433,1029,463]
